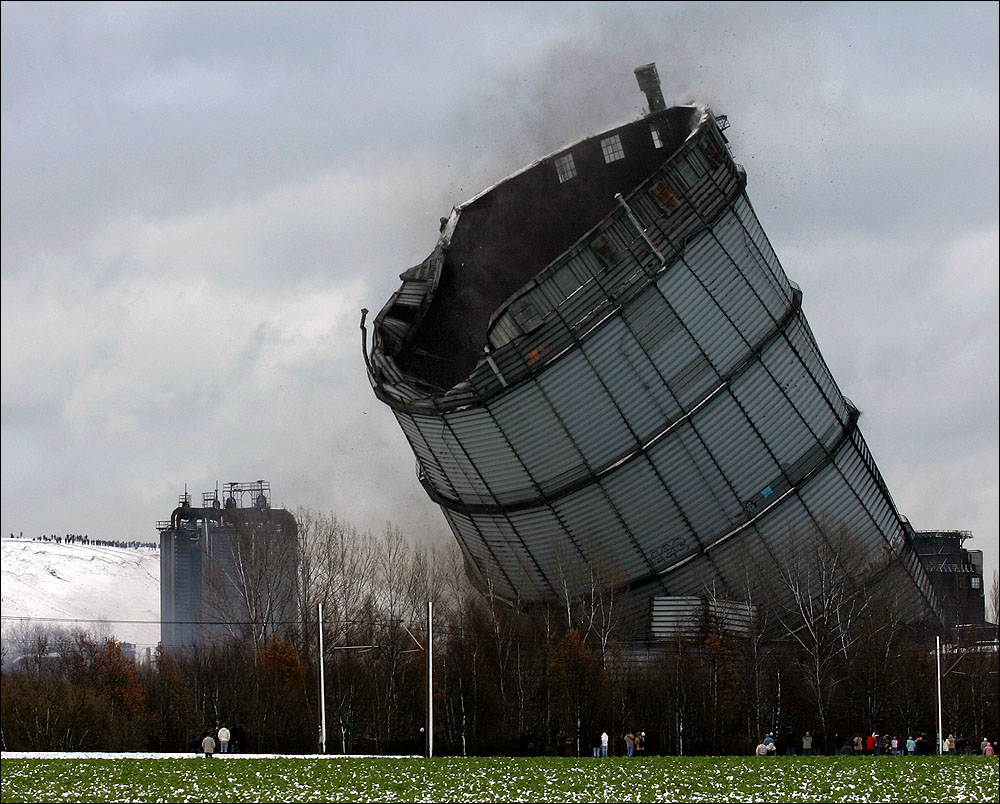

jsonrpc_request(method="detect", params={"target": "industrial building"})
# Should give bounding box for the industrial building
[912,530,986,626]
[158,480,298,650]
[364,64,951,634]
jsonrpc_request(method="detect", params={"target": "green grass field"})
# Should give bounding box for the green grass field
[1,755,997,803]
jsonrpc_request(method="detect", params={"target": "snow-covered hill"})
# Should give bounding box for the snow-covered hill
[1,537,159,656]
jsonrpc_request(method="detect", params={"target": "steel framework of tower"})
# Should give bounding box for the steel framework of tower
[364,65,941,631]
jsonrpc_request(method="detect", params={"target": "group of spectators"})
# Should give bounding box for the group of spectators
[10,533,156,549]
[756,729,997,756]
[190,724,248,757]
[586,730,646,757]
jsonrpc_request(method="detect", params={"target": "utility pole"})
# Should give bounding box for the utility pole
[427,600,434,758]
[935,635,943,755]
[318,602,327,754]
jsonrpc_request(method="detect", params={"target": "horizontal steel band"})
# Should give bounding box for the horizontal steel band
[637,405,861,588]
[419,286,803,516]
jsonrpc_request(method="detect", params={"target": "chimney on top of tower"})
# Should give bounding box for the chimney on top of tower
[634,63,666,114]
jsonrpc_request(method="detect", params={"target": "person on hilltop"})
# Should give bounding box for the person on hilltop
[218,724,231,753]
[202,733,216,758]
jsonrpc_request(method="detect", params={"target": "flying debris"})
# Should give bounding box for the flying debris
[364,64,943,634]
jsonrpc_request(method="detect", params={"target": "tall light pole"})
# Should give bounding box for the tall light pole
[427,600,434,758]
[935,635,943,755]
[318,602,327,754]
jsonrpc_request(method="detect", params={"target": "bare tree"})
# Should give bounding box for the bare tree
[773,523,885,739]
[989,569,999,625]
[203,508,300,654]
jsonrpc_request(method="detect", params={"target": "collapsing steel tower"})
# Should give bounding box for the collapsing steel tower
[364,64,940,632]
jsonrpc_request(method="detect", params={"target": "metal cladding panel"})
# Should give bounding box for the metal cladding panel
[601,456,693,570]
[657,553,722,598]
[395,411,457,499]
[684,229,772,355]
[830,445,904,555]
[445,407,535,504]
[507,508,591,587]
[644,286,718,400]
[555,277,609,333]
[443,509,493,567]
[651,596,754,638]
[650,597,701,636]
[760,333,846,442]
[409,412,494,504]
[551,484,651,582]
[396,280,427,306]
[795,462,884,554]
[491,382,590,496]
[581,316,676,440]
[444,510,520,598]
[729,347,832,471]
[536,347,637,472]
[835,438,899,535]
[732,196,793,316]
[783,317,849,420]
[694,391,782,504]
[634,308,699,392]
[747,492,818,561]
[647,420,741,545]
[622,284,684,352]
[667,248,747,375]
[706,525,783,593]
[707,213,788,335]
[474,516,550,597]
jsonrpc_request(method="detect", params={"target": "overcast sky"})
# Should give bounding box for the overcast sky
[2,2,998,589]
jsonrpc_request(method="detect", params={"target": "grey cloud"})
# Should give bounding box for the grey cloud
[2,1,997,584]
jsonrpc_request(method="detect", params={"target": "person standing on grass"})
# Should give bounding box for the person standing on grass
[636,731,646,757]
[906,736,916,755]
[202,733,216,758]
[624,731,636,757]
[218,724,231,753]
[600,731,609,757]
[802,731,813,756]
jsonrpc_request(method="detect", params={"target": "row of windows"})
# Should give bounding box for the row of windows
[554,125,665,184]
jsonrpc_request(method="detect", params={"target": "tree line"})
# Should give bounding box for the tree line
[2,511,997,755]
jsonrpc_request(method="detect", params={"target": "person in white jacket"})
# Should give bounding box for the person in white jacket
[218,725,231,753]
